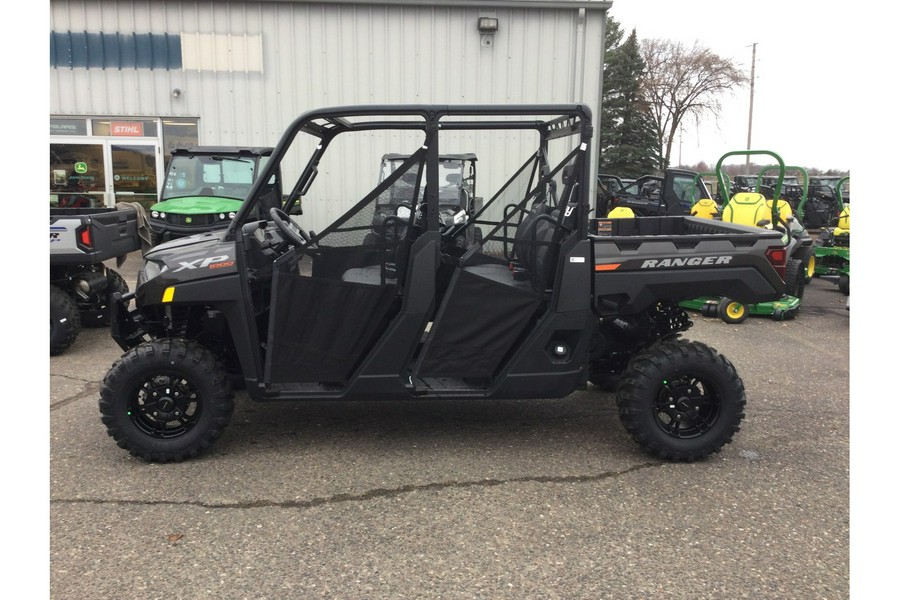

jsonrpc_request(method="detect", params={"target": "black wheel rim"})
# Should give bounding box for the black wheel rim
[653,375,721,439]
[128,372,201,438]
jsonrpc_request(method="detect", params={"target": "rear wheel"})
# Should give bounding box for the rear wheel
[616,340,746,462]
[50,285,80,356]
[717,297,748,324]
[838,274,849,296]
[99,339,235,462]
[784,258,806,299]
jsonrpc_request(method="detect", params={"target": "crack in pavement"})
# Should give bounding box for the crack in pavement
[51,462,659,510]
[51,381,101,411]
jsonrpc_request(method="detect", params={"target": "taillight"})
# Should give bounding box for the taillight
[765,247,787,279]
[75,224,93,252]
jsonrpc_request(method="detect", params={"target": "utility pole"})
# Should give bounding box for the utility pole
[746,42,757,170]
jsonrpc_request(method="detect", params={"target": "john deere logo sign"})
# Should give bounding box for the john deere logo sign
[74,162,88,174]
[185,217,193,224]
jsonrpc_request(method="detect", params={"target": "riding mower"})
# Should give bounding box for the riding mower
[679,150,813,323]
[812,176,850,295]
[757,164,817,282]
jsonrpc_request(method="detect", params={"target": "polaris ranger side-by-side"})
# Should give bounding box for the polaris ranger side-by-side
[50,205,145,355]
[100,105,787,464]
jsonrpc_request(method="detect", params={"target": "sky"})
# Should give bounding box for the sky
[606,0,858,171]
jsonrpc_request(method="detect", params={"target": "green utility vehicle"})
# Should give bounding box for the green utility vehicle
[148,147,283,243]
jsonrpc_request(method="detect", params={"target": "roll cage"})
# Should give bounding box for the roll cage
[219,105,594,399]
[227,105,593,240]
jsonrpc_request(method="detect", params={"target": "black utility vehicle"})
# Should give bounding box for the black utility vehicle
[101,104,787,464]
[598,168,713,217]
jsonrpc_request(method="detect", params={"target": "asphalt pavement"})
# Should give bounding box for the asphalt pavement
[48,251,851,599]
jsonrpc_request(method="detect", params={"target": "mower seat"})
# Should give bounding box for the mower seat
[607,206,635,218]
[722,192,791,229]
[836,206,850,232]
[833,207,850,244]
[767,198,794,223]
[690,198,719,219]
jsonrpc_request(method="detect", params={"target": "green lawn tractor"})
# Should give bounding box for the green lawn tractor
[679,150,811,323]
[812,176,850,295]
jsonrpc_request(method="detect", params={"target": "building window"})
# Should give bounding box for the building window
[50,31,182,70]
[162,119,200,170]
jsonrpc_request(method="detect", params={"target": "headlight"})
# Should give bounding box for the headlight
[218,213,226,220]
[151,210,159,218]
[136,258,165,287]
[229,212,236,219]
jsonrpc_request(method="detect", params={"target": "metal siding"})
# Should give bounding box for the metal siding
[50,0,605,234]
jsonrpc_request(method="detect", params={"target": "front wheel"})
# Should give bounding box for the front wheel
[616,340,746,462]
[99,339,235,462]
[717,297,748,324]
[50,285,80,355]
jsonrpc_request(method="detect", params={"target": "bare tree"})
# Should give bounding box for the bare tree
[640,39,747,170]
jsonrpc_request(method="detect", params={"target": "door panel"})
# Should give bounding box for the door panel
[50,142,107,208]
[110,143,159,210]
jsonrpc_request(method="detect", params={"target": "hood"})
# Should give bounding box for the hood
[145,229,226,258]
[150,196,244,214]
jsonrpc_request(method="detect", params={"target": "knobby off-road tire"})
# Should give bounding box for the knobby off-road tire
[50,285,80,356]
[616,339,746,462]
[99,339,235,462]
[82,268,129,328]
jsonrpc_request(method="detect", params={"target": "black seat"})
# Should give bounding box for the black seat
[464,201,559,293]
[342,209,418,286]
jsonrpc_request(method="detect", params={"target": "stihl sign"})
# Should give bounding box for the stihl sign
[110,122,144,136]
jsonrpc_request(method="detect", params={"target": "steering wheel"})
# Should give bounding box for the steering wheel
[269,207,311,247]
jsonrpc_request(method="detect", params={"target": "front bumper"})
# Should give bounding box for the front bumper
[110,290,148,351]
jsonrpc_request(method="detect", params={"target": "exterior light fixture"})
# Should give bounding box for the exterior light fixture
[478,17,498,47]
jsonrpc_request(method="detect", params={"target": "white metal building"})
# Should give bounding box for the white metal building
[50,0,610,234]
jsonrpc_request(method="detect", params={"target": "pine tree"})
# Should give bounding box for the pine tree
[599,21,659,178]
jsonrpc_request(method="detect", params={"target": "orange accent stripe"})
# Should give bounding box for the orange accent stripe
[594,263,621,271]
